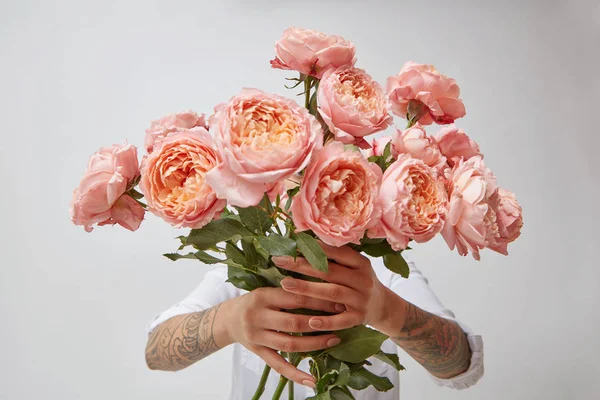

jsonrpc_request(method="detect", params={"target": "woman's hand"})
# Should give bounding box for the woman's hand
[224,286,344,388]
[272,242,402,336]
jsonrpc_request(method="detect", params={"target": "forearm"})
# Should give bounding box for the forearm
[145,299,235,371]
[374,287,471,379]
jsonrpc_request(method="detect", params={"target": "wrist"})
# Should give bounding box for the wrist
[370,286,409,337]
[212,297,239,348]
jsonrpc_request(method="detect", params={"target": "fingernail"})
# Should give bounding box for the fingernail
[302,380,316,389]
[272,256,289,266]
[327,337,341,347]
[334,303,346,312]
[309,318,323,328]
[281,278,296,289]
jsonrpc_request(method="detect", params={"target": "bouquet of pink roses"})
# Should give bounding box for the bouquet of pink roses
[70,27,523,399]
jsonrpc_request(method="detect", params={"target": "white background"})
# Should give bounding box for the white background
[1,0,599,399]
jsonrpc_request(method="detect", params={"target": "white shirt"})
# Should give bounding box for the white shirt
[147,257,484,399]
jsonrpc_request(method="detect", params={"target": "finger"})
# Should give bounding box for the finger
[306,312,363,331]
[272,256,359,289]
[257,331,341,353]
[254,346,316,388]
[259,310,322,333]
[259,287,345,313]
[318,241,370,270]
[281,278,362,308]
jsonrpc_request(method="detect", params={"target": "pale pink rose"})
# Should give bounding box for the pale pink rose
[363,136,392,158]
[144,111,208,153]
[206,88,323,208]
[140,129,226,229]
[391,125,446,171]
[291,142,382,247]
[441,156,498,260]
[270,27,356,79]
[318,67,392,147]
[436,124,481,167]
[387,62,466,125]
[369,154,447,250]
[484,188,523,255]
[70,143,144,232]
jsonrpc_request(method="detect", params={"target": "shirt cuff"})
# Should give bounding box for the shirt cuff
[429,334,484,390]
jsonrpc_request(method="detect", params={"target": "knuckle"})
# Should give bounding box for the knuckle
[286,317,299,332]
[294,293,307,306]
[328,286,340,302]
[283,340,296,353]
[245,329,257,342]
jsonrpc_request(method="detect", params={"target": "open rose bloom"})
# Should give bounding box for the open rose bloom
[70,26,522,399]
[318,67,392,148]
[206,88,322,207]
[70,143,144,232]
[387,62,466,125]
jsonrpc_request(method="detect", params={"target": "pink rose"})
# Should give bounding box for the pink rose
[144,111,208,153]
[206,88,323,208]
[70,143,144,232]
[436,124,481,167]
[391,124,446,171]
[291,142,381,247]
[441,156,497,260]
[318,67,392,148]
[484,188,523,255]
[387,62,466,125]
[270,27,356,79]
[363,136,392,158]
[140,129,225,229]
[369,154,447,250]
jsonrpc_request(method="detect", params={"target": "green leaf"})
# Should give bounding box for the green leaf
[373,351,405,371]
[285,186,300,210]
[296,232,328,272]
[257,266,287,287]
[256,234,297,257]
[348,367,393,392]
[225,242,246,266]
[316,370,338,393]
[383,141,392,163]
[186,219,252,250]
[163,252,197,261]
[226,265,268,291]
[194,251,223,264]
[259,194,274,215]
[235,206,274,234]
[359,241,395,257]
[383,253,410,278]
[326,326,388,363]
[330,387,355,400]
[241,240,266,268]
[333,363,351,387]
[252,237,270,259]
[176,235,188,250]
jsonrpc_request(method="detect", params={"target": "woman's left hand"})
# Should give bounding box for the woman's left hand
[272,241,400,334]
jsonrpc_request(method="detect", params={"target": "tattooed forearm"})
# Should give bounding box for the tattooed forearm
[393,302,471,379]
[145,305,222,371]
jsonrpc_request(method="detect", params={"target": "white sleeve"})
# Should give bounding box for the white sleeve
[146,265,240,334]
[389,260,484,390]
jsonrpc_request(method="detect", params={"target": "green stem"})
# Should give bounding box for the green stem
[251,364,272,400]
[288,379,294,400]
[304,78,311,109]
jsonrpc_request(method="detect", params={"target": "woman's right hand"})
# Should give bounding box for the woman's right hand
[222,287,345,388]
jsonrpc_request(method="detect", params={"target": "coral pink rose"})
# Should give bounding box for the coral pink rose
[484,188,523,255]
[436,124,481,167]
[140,129,225,228]
[363,136,392,158]
[270,27,356,79]
[369,154,447,250]
[387,62,466,125]
[291,142,381,247]
[318,67,392,148]
[206,88,323,208]
[441,156,497,260]
[70,143,144,232]
[145,111,208,153]
[391,124,446,171]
